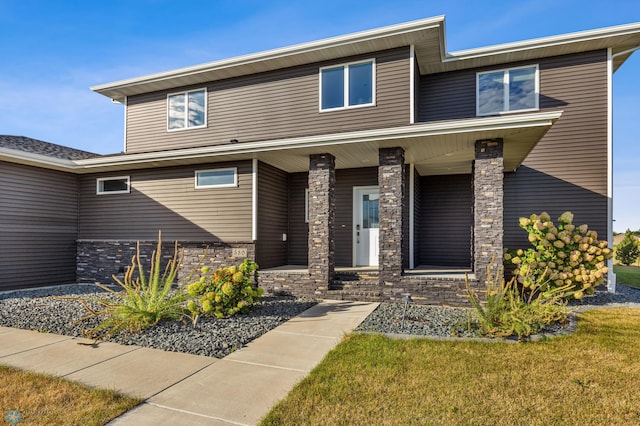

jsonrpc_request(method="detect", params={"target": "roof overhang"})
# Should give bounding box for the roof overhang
[92,16,640,103]
[1,111,562,176]
[92,16,446,103]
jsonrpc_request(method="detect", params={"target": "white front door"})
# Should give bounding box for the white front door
[354,187,379,266]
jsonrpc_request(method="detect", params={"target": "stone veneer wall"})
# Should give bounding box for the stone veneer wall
[77,240,255,285]
[258,270,327,298]
[308,154,336,286]
[378,147,406,285]
[257,270,479,306]
[472,139,504,284]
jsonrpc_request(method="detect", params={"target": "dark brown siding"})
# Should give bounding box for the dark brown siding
[418,50,609,249]
[256,162,288,268]
[78,161,253,241]
[0,161,78,289]
[287,167,378,266]
[126,48,410,153]
[413,168,422,266]
[418,174,472,267]
[287,172,308,265]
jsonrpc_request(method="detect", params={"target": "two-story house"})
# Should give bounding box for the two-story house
[2,16,639,303]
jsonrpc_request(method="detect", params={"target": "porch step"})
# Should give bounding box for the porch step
[324,288,383,302]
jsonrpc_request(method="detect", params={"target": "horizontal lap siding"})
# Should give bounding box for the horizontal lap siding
[418,174,472,267]
[418,50,608,250]
[78,161,252,241]
[257,162,288,268]
[0,161,78,289]
[287,173,308,265]
[126,48,410,153]
[287,167,378,267]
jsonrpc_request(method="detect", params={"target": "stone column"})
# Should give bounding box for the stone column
[378,147,406,285]
[473,139,504,284]
[308,153,336,286]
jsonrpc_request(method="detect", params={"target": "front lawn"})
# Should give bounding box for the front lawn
[262,308,640,425]
[614,265,640,289]
[0,365,140,425]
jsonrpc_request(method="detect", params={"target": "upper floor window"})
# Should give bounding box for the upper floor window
[97,176,130,195]
[320,60,375,111]
[476,65,538,116]
[168,88,206,130]
[195,168,237,189]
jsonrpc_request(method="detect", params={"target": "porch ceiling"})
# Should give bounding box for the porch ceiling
[1,111,561,175]
[255,114,559,176]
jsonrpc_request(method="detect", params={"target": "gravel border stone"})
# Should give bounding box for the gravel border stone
[356,283,640,341]
[0,284,317,359]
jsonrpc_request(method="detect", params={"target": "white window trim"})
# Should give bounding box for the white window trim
[167,88,207,132]
[96,176,130,195]
[304,188,309,223]
[194,167,237,189]
[476,64,539,116]
[319,59,376,112]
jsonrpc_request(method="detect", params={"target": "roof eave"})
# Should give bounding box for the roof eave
[92,16,446,103]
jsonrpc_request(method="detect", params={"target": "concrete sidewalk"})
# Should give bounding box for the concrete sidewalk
[0,300,378,425]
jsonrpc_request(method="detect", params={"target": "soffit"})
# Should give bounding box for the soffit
[65,111,560,175]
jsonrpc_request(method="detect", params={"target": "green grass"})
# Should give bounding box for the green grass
[0,364,140,425]
[262,308,640,426]
[614,265,640,288]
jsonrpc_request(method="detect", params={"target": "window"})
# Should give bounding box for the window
[305,188,309,223]
[97,176,130,195]
[477,65,538,116]
[168,88,206,130]
[195,168,237,188]
[320,60,375,111]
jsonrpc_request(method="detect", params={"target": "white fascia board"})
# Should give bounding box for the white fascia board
[74,111,562,170]
[91,16,444,100]
[445,22,640,62]
[0,148,78,171]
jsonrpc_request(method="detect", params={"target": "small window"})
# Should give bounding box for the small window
[320,60,375,111]
[97,176,130,195]
[477,65,538,116]
[195,168,237,188]
[168,88,206,130]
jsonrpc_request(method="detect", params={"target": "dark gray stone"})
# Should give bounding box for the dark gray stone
[472,139,504,285]
[308,153,336,285]
[378,147,406,285]
[77,240,255,285]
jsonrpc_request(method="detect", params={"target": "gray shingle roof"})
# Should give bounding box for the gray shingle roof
[0,135,99,160]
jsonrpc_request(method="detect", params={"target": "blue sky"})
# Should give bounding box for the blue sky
[0,0,638,232]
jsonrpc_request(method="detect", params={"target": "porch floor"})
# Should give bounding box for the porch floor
[260,265,475,280]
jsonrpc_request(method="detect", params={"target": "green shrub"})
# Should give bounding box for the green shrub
[464,257,569,339]
[186,258,262,321]
[616,229,640,265]
[65,232,189,342]
[505,211,613,299]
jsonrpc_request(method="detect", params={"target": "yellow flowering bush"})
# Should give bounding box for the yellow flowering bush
[186,258,262,320]
[505,212,613,299]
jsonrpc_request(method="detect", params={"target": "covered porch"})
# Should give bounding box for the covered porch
[254,111,561,304]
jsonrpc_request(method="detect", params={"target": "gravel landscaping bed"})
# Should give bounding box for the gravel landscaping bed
[0,284,317,358]
[356,283,640,338]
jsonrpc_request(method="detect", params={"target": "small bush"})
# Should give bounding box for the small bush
[505,211,613,299]
[616,229,640,266]
[63,231,189,342]
[186,258,262,320]
[464,257,569,339]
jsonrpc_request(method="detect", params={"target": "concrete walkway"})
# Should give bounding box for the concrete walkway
[0,300,378,425]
